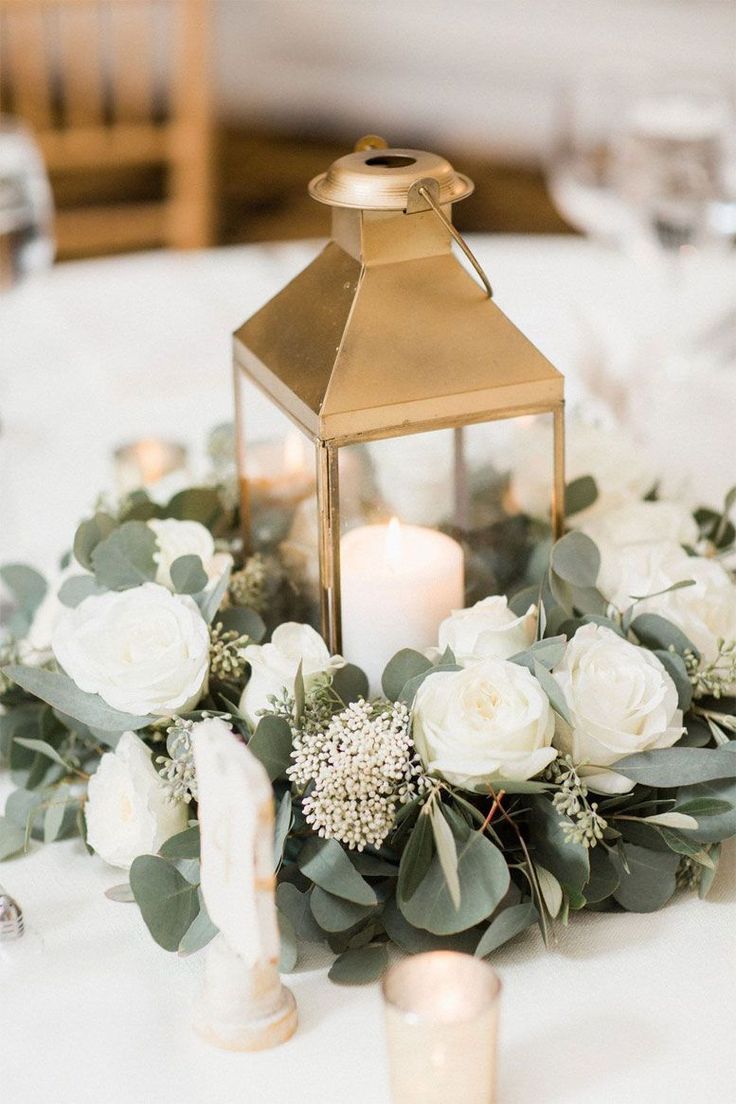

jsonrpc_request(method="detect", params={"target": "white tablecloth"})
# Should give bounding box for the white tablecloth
[2,238,736,1104]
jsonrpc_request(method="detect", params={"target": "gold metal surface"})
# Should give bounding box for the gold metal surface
[308,147,473,210]
[234,142,566,652]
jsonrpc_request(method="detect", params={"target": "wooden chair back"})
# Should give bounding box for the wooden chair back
[0,0,213,255]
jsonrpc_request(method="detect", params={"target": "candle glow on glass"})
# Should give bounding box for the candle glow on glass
[382,952,502,1104]
[113,438,188,496]
[340,517,464,693]
[247,430,315,508]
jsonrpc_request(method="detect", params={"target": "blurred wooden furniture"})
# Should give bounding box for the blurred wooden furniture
[0,0,213,255]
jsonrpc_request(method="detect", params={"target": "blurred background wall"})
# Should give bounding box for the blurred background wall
[2,0,734,258]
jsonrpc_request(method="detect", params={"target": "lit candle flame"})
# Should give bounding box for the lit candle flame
[386,516,402,569]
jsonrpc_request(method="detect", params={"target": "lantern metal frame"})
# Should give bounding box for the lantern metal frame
[234,142,565,654]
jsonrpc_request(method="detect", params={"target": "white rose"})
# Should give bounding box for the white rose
[438,596,536,666]
[148,518,231,591]
[85,731,188,869]
[580,500,698,557]
[511,420,654,524]
[600,541,736,691]
[552,624,684,794]
[412,658,556,789]
[52,582,209,716]
[240,622,345,727]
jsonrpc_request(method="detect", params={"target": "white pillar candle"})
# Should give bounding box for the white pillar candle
[382,952,502,1104]
[340,518,464,693]
[247,430,315,509]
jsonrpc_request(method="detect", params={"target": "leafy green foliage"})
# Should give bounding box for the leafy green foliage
[397,811,433,903]
[297,838,377,906]
[528,797,590,895]
[332,663,369,704]
[159,825,201,860]
[129,854,200,952]
[611,844,679,912]
[474,900,538,958]
[72,512,117,571]
[382,649,433,701]
[248,714,293,779]
[4,666,153,732]
[217,605,266,643]
[328,944,388,985]
[91,521,157,590]
[169,555,208,595]
[629,613,698,659]
[57,575,103,607]
[564,475,598,517]
[615,745,736,787]
[399,822,510,936]
[0,564,47,634]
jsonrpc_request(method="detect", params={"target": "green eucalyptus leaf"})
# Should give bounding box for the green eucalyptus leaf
[429,803,461,909]
[0,564,47,620]
[298,837,377,906]
[275,883,325,943]
[310,886,376,932]
[274,791,293,868]
[332,663,369,704]
[14,737,71,771]
[3,666,153,732]
[198,562,232,624]
[674,797,733,818]
[169,555,208,595]
[248,713,292,780]
[474,899,538,958]
[382,898,479,955]
[159,825,201,860]
[653,650,692,711]
[528,797,590,894]
[615,745,736,787]
[217,606,266,643]
[564,475,598,517]
[674,777,736,843]
[0,815,26,860]
[129,854,200,952]
[611,844,679,912]
[397,810,434,903]
[328,944,388,985]
[509,636,566,673]
[533,660,574,726]
[399,829,510,936]
[629,613,699,659]
[550,532,600,588]
[91,521,157,590]
[43,792,68,843]
[533,863,563,918]
[382,649,433,701]
[584,847,619,903]
[105,883,136,903]
[73,512,117,571]
[165,487,223,527]
[699,843,721,898]
[57,575,103,607]
[178,895,218,956]
[277,908,298,972]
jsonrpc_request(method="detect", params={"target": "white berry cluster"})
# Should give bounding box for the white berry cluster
[288,699,427,851]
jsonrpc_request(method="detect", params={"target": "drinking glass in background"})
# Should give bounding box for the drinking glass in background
[0,116,54,291]
[547,76,736,259]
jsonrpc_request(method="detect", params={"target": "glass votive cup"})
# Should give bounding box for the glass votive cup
[382,951,501,1104]
[113,438,188,496]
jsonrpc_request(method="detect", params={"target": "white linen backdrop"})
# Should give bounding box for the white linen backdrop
[1,238,735,1103]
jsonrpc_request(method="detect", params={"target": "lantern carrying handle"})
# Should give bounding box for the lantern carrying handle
[407,179,493,299]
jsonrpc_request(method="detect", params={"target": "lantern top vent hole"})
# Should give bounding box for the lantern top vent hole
[308,145,474,211]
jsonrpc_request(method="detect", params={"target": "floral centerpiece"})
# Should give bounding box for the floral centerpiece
[1,433,735,984]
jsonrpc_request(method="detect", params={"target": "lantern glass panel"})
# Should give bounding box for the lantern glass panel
[337,411,555,605]
[235,372,320,628]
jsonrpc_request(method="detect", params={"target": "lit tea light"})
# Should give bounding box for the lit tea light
[382,952,502,1104]
[245,430,315,509]
[113,439,188,496]
[340,517,464,693]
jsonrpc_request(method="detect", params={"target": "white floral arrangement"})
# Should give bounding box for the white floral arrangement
[1,439,735,984]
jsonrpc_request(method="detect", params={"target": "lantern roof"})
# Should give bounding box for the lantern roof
[234,145,563,446]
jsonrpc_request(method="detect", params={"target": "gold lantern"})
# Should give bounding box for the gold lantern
[233,138,564,675]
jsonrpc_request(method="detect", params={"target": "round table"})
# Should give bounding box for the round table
[2,238,735,1104]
